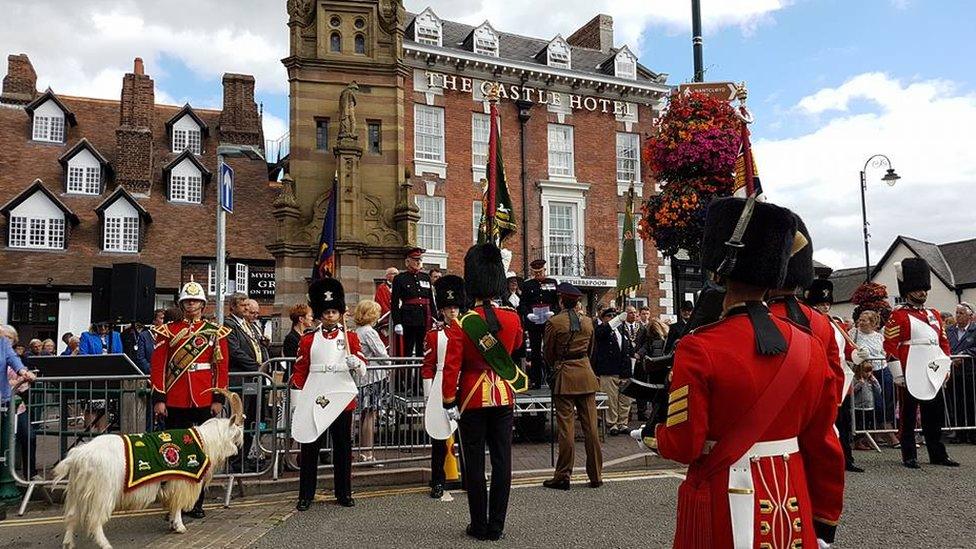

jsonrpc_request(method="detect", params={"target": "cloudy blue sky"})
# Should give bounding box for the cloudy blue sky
[2,0,973,269]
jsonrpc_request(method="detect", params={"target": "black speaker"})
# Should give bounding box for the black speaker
[91,267,113,323]
[109,263,156,324]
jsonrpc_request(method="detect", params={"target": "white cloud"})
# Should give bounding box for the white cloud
[756,72,976,269]
[262,112,288,143]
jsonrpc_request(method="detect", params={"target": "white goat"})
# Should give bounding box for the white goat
[53,389,244,549]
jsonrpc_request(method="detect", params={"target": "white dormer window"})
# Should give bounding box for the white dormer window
[102,199,140,253]
[614,47,638,80]
[414,8,442,46]
[473,23,499,57]
[547,36,572,69]
[172,114,202,154]
[7,192,66,250]
[31,100,66,143]
[169,158,204,204]
[66,148,101,195]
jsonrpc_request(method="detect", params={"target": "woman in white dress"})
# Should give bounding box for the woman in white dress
[353,299,389,463]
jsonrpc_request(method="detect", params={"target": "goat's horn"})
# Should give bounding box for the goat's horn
[209,388,245,426]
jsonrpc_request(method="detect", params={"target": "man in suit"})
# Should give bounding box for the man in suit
[949,302,976,442]
[542,283,602,490]
[224,292,268,469]
[591,308,633,435]
[663,300,694,354]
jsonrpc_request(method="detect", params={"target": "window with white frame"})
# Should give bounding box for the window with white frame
[235,263,249,294]
[618,213,644,266]
[614,48,637,80]
[170,174,203,203]
[31,100,66,143]
[415,196,445,253]
[472,200,483,244]
[547,124,575,178]
[616,132,640,183]
[66,149,102,195]
[207,263,230,296]
[548,202,579,276]
[10,216,65,250]
[414,10,442,46]
[104,216,139,253]
[414,105,444,162]
[473,24,499,57]
[171,118,202,154]
[547,38,571,69]
[472,113,491,169]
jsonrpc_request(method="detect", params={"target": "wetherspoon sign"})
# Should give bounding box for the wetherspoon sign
[424,71,638,117]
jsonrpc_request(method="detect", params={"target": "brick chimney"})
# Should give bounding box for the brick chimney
[567,14,614,53]
[219,73,262,147]
[1,54,38,105]
[115,57,155,194]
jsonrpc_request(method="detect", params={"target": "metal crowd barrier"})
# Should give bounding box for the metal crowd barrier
[850,354,976,451]
[5,355,609,516]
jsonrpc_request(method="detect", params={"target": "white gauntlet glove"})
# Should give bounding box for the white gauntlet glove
[817,539,832,549]
[394,324,404,335]
[345,355,367,377]
[526,313,539,323]
[444,403,461,422]
[853,348,870,364]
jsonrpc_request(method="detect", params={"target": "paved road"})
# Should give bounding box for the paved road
[3,445,975,548]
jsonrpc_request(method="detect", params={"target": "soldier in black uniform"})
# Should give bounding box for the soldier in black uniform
[391,247,434,358]
[518,259,560,389]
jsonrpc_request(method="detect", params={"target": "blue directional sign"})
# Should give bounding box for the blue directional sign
[219,162,234,214]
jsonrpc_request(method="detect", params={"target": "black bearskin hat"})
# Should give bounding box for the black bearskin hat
[781,214,814,290]
[701,197,800,289]
[463,244,507,299]
[803,279,834,306]
[896,257,931,296]
[435,275,466,309]
[308,277,346,317]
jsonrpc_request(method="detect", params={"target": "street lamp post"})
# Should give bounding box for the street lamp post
[859,154,901,281]
[215,144,264,324]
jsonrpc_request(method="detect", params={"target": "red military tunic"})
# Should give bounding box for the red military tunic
[656,308,845,549]
[422,324,447,381]
[442,306,523,411]
[291,326,366,413]
[882,305,951,366]
[769,298,845,405]
[374,281,392,315]
[151,319,230,408]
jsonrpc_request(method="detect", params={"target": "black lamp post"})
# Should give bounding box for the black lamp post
[859,154,900,281]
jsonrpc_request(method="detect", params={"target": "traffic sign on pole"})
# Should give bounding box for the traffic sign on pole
[219,162,234,214]
[677,81,737,102]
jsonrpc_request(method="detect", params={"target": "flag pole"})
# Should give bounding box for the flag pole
[485,83,500,246]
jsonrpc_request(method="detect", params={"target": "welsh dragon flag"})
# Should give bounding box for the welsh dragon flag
[478,100,517,245]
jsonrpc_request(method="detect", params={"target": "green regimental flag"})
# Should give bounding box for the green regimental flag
[478,101,517,246]
[616,185,641,296]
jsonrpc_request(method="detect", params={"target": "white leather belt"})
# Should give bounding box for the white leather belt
[187,364,211,372]
[711,437,799,549]
[901,338,937,346]
[309,363,343,373]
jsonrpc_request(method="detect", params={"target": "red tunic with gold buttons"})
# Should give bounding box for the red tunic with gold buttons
[421,324,447,381]
[290,326,366,413]
[769,298,845,405]
[655,308,845,549]
[442,306,523,411]
[882,305,951,365]
[150,320,230,408]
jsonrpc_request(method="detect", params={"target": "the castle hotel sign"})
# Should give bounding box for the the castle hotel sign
[423,71,638,117]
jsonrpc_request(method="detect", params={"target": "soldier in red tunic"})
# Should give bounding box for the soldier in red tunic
[883,257,959,469]
[767,215,859,472]
[644,197,845,549]
[150,279,231,518]
[421,274,465,499]
[442,244,523,541]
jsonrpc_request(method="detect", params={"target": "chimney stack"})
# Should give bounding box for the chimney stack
[219,73,262,147]
[567,14,614,53]
[1,54,38,105]
[115,57,155,194]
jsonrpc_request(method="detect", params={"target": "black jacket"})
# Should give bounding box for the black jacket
[391,270,434,327]
[224,317,268,373]
[620,322,648,360]
[590,323,633,378]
